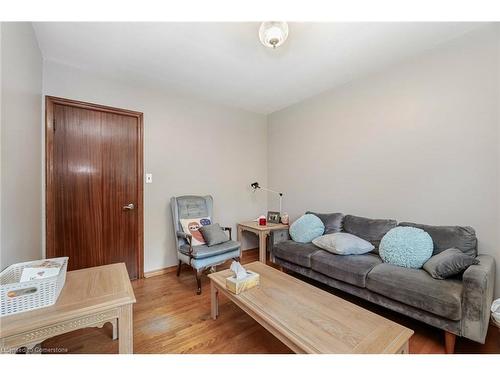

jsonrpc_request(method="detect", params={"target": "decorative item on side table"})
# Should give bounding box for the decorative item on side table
[267,211,281,224]
[280,212,289,225]
[258,215,267,226]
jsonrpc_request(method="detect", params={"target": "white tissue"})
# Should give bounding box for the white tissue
[230,261,249,281]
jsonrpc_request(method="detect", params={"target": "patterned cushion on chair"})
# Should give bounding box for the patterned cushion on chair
[179,240,240,259]
[180,217,211,246]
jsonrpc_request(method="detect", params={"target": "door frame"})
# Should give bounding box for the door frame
[45,96,144,278]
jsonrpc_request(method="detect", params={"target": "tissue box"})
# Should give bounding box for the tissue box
[225,271,260,294]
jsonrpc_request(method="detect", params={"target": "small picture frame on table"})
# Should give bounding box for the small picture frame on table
[267,211,281,224]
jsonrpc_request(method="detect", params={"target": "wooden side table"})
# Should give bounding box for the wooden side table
[237,221,289,263]
[0,263,136,354]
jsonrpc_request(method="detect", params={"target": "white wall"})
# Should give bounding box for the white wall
[268,25,500,297]
[43,60,267,273]
[0,23,43,270]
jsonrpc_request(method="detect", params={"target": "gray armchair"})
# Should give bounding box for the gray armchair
[170,195,241,294]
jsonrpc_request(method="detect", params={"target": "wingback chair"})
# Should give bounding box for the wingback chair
[170,195,241,294]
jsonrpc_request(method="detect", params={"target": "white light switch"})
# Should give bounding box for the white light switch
[146,173,153,184]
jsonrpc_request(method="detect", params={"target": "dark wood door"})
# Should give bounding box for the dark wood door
[46,97,143,279]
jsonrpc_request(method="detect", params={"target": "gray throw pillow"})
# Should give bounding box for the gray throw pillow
[423,248,479,279]
[312,233,374,255]
[199,223,228,246]
[306,211,344,234]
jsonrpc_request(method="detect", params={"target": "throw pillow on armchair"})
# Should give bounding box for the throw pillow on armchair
[199,223,229,246]
[180,217,211,246]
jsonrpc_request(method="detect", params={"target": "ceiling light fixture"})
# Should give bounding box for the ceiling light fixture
[258,22,289,49]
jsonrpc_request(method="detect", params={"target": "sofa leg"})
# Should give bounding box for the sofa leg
[195,270,202,295]
[444,331,456,354]
[176,260,182,277]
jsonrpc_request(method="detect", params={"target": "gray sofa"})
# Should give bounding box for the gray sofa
[269,213,496,352]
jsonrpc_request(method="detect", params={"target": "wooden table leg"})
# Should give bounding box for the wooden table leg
[237,224,243,241]
[398,340,409,354]
[112,318,118,340]
[211,281,219,320]
[259,232,268,263]
[237,225,243,261]
[118,304,133,354]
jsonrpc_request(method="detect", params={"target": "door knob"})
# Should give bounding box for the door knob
[123,203,135,210]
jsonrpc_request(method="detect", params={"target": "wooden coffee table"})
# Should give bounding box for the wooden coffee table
[208,262,413,354]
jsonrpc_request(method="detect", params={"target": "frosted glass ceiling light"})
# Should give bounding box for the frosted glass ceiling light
[259,22,289,49]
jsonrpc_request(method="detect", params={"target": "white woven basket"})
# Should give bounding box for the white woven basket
[0,257,68,316]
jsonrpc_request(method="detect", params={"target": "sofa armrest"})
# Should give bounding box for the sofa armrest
[269,229,290,261]
[461,254,496,343]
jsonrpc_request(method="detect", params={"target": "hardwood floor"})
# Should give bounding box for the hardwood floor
[41,249,499,354]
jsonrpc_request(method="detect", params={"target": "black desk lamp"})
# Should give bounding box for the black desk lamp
[250,182,283,214]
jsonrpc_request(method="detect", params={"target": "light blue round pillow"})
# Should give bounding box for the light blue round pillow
[289,214,325,243]
[379,227,433,268]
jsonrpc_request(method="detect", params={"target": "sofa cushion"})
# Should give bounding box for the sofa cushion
[180,240,240,259]
[311,250,382,288]
[366,263,463,320]
[399,222,477,257]
[343,215,397,251]
[306,212,344,234]
[273,240,322,268]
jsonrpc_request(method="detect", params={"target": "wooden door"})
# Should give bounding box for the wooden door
[46,97,143,279]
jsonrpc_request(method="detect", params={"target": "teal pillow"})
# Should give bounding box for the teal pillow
[289,214,325,243]
[379,227,433,268]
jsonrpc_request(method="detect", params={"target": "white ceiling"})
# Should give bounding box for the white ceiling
[33,22,485,114]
